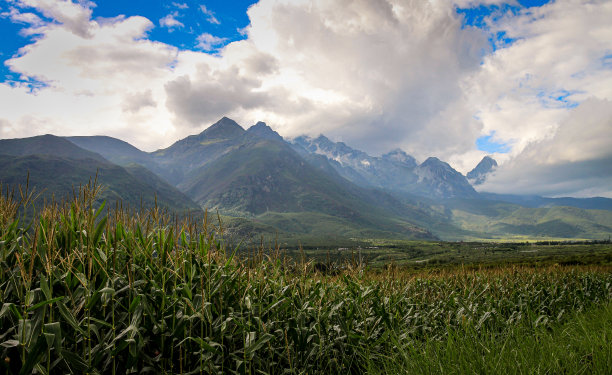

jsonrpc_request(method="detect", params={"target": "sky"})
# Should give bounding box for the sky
[0,0,611,198]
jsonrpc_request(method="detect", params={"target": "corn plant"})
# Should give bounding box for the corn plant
[0,182,611,374]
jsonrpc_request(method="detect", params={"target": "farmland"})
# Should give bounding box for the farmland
[1,185,611,374]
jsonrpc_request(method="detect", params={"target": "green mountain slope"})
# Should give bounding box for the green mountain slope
[479,192,612,211]
[179,137,437,240]
[0,155,200,214]
[0,134,107,162]
[445,198,612,240]
[0,134,200,213]
[66,135,152,165]
[152,117,248,184]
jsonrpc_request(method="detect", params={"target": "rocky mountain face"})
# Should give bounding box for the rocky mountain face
[467,156,498,185]
[415,157,479,198]
[382,149,418,169]
[291,135,477,199]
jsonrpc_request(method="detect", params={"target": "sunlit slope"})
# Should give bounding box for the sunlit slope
[445,198,612,239]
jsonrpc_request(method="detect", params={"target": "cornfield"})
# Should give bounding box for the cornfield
[1,182,611,374]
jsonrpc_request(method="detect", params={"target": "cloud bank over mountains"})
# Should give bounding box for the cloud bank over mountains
[0,0,611,197]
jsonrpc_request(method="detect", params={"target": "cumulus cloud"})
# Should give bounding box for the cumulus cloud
[1,0,611,198]
[479,98,612,198]
[462,0,612,195]
[159,12,183,29]
[15,0,95,37]
[203,0,488,158]
[1,6,44,27]
[1,3,178,149]
[122,90,156,113]
[195,33,226,51]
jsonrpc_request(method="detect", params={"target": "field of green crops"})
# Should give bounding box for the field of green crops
[1,184,611,374]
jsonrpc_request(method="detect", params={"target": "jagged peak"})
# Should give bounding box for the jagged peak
[382,148,417,167]
[421,156,444,166]
[313,134,333,144]
[247,121,283,141]
[200,117,245,139]
[479,155,498,168]
[467,155,498,184]
[419,157,460,173]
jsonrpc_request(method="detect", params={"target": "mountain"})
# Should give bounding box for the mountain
[444,198,612,240]
[246,121,284,142]
[415,157,479,198]
[291,135,477,199]
[121,164,201,212]
[467,156,497,185]
[173,135,437,239]
[382,149,418,169]
[66,135,168,179]
[292,135,418,191]
[4,117,610,242]
[151,117,247,184]
[0,134,107,162]
[66,135,153,166]
[0,136,201,213]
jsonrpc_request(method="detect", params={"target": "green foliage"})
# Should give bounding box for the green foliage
[444,198,612,240]
[0,155,201,214]
[1,184,611,374]
[380,302,612,374]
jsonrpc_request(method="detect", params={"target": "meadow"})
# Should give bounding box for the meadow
[1,183,611,374]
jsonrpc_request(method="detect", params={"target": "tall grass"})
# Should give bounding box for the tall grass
[0,182,611,374]
[377,301,612,374]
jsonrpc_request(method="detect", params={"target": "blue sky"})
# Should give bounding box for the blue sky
[90,0,257,50]
[0,0,256,84]
[476,132,511,154]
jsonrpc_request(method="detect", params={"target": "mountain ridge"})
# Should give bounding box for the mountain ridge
[2,117,610,242]
[467,156,498,185]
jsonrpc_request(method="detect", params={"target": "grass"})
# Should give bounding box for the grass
[379,301,612,374]
[1,182,611,374]
[276,238,612,269]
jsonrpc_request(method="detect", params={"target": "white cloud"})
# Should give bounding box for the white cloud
[184,0,488,159]
[1,6,44,27]
[15,0,95,37]
[195,33,227,51]
[1,6,178,149]
[479,98,612,198]
[461,0,612,195]
[200,5,219,25]
[172,2,188,10]
[122,90,156,113]
[159,12,183,29]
